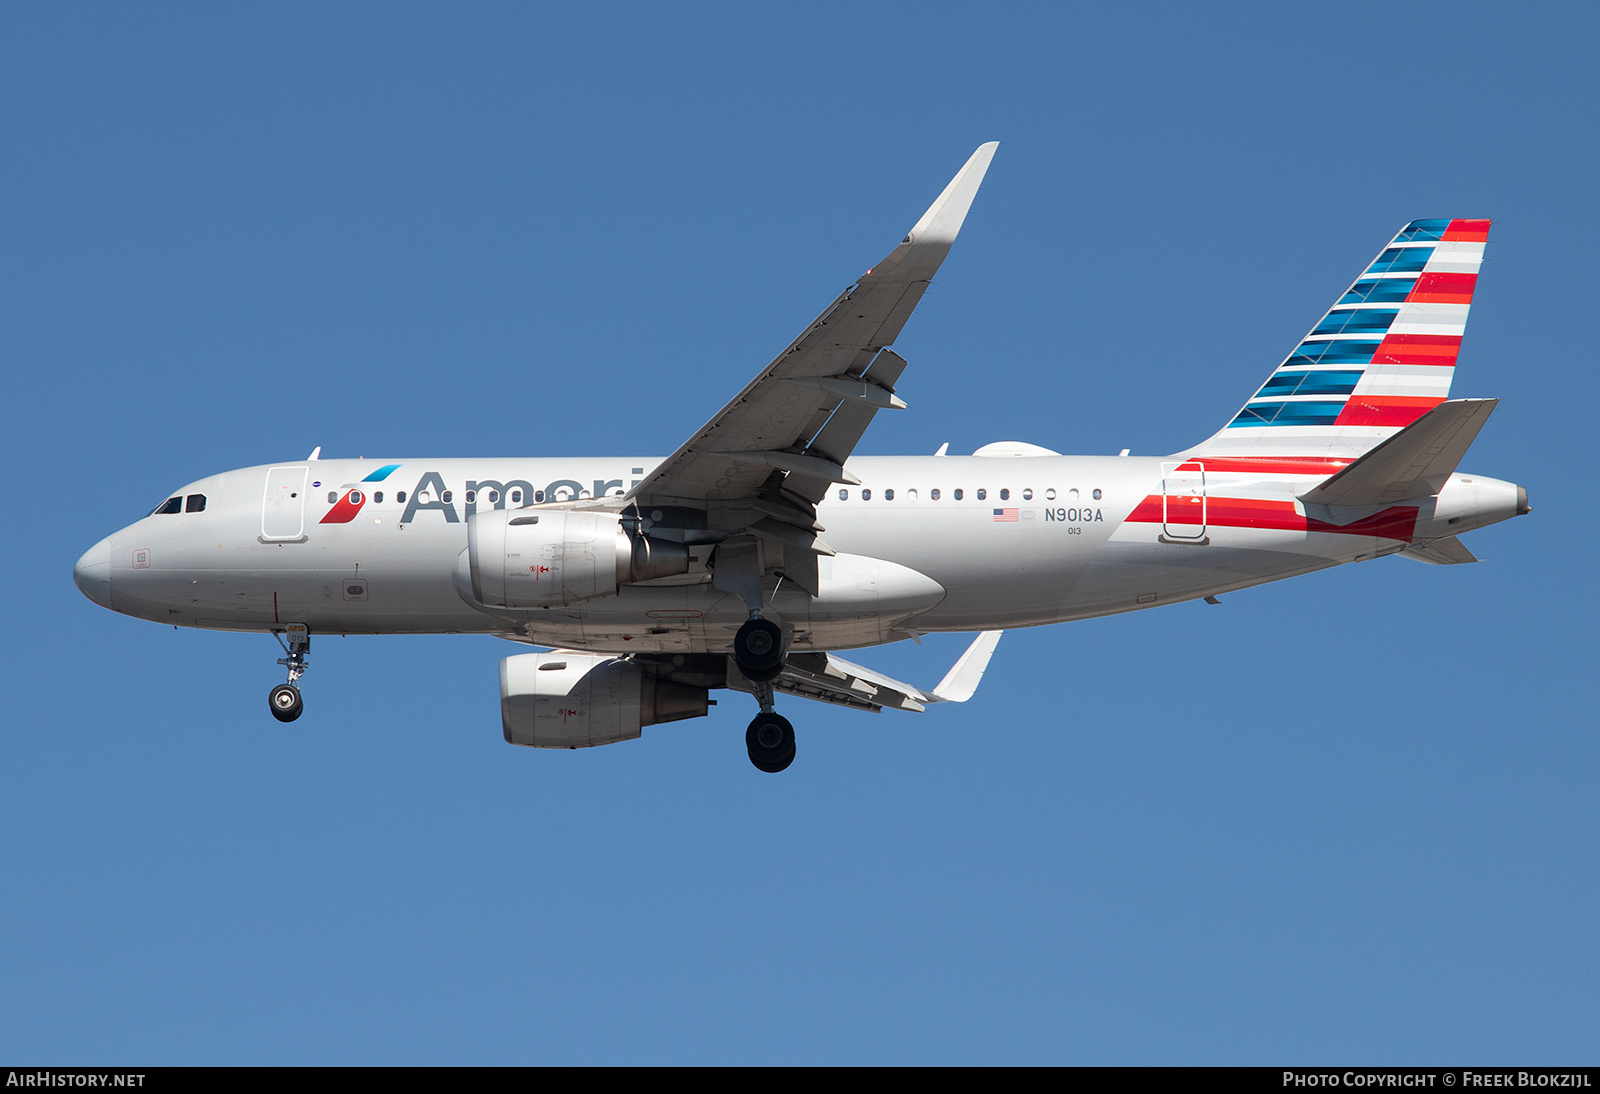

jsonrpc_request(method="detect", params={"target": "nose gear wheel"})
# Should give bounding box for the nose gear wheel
[269,683,303,722]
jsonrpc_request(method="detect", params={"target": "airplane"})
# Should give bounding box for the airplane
[71,143,1529,773]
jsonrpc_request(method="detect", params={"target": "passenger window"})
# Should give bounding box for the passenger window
[349,490,364,505]
[489,490,500,503]
[954,489,963,500]
[442,491,452,503]
[374,491,383,503]
[885,489,894,501]
[155,497,182,515]
[1093,489,1102,500]
[838,489,848,501]
[1022,489,1033,501]
[465,490,476,504]
[396,491,407,503]
[185,494,206,513]
[535,490,545,503]
[328,492,338,504]
[862,489,872,500]
[977,488,987,501]
[511,489,522,504]
[907,489,918,501]
[931,489,941,500]
[1046,489,1056,501]
[999,489,1010,501]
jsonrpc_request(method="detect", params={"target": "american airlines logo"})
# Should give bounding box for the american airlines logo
[315,468,647,526]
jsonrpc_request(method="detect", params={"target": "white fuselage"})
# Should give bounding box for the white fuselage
[74,452,1524,654]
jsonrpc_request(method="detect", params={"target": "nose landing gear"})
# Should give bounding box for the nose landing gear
[269,628,310,723]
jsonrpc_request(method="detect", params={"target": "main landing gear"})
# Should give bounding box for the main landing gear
[746,710,795,773]
[269,629,310,723]
[735,616,795,773]
[733,617,783,682]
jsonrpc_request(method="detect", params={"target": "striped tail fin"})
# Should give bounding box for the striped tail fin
[1192,219,1490,459]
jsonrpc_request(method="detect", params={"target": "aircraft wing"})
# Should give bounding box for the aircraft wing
[628,143,998,514]
[726,631,1004,714]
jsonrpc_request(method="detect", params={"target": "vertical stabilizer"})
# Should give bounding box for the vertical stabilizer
[1192,219,1490,459]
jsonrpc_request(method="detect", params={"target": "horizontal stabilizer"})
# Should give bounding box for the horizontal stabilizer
[1399,536,1479,565]
[1299,398,1498,507]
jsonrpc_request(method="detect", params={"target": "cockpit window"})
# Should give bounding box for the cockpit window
[185,494,206,513]
[152,497,182,515]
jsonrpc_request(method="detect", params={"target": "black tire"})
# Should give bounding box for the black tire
[269,683,303,723]
[733,618,784,681]
[746,713,795,773]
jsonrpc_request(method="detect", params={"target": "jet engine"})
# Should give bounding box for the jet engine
[465,509,689,609]
[500,650,711,748]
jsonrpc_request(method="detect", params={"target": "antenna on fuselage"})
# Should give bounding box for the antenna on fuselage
[307,446,322,460]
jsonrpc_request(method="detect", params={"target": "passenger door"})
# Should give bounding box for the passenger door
[261,466,309,542]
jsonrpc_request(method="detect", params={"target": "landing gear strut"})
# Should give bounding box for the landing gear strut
[269,629,310,723]
[734,619,795,772]
[713,539,794,771]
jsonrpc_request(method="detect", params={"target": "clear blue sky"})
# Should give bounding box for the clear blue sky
[3,1,1594,1064]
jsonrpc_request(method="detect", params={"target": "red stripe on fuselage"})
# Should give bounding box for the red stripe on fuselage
[1174,457,1354,476]
[1126,495,1418,540]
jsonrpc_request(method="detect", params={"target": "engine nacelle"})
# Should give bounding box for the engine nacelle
[466,509,688,609]
[500,651,711,748]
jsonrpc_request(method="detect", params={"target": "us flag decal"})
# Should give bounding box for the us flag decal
[992,508,1019,522]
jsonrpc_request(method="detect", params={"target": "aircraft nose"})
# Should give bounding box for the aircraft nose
[73,537,113,609]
